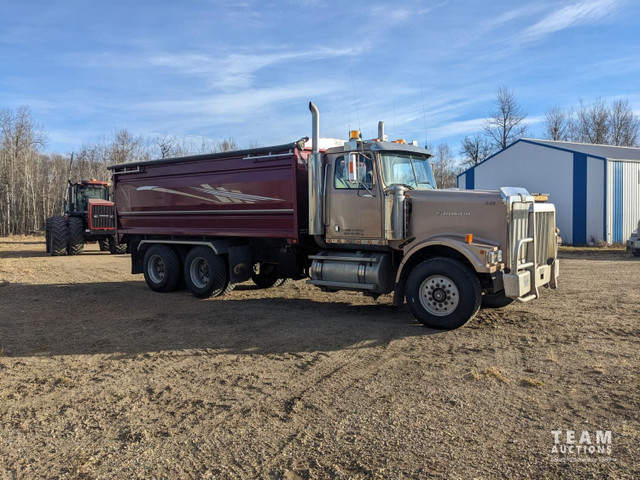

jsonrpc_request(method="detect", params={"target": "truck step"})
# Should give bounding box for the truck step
[308,279,377,290]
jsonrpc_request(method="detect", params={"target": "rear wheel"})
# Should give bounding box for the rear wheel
[184,247,229,298]
[49,216,68,256]
[108,236,127,254]
[143,245,181,292]
[405,257,481,330]
[252,263,280,289]
[67,217,85,255]
[481,290,514,309]
[45,218,51,253]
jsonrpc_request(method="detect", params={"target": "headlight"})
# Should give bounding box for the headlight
[487,249,503,265]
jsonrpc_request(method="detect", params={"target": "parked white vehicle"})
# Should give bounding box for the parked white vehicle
[627,219,640,257]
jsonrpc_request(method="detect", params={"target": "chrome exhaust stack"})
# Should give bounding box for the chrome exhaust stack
[308,102,324,235]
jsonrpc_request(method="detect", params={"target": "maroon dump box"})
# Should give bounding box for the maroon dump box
[111,139,311,241]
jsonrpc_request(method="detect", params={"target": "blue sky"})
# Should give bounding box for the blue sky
[1,0,639,155]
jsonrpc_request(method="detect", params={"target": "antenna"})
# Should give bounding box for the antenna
[421,87,429,149]
[348,58,361,134]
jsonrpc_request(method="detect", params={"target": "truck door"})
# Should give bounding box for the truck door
[325,153,383,244]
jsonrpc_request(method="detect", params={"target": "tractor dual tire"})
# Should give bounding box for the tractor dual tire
[405,257,481,330]
[143,245,181,293]
[45,218,51,253]
[67,217,85,255]
[49,216,69,256]
[108,236,127,254]
[98,238,110,251]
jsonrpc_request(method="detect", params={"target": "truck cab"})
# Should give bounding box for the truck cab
[305,103,558,329]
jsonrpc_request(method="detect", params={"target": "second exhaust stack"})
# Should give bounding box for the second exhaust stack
[308,102,324,236]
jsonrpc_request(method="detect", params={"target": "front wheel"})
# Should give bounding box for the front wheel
[143,245,181,292]
[481,290,514,309]
[633,249,640,257]
[184,247,230,298]
[405,258,481,330]
[252,263,280,289]
[67,217,85,255]
[49,216,69,256]
[45,218,51,253]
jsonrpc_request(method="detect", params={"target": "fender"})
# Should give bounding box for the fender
[395,235,499,284]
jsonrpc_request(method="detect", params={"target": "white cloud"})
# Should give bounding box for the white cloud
[521,0,619,42]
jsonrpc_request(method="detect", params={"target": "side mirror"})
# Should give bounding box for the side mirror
[347,153,359,183]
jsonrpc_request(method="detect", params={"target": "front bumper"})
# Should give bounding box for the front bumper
[503,259,559,302]
[627,237,640,251]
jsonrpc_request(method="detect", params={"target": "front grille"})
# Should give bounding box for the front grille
[510,202,530,267]
[90,204,115,229]
[509,202,556,271]
[535,210,555,265]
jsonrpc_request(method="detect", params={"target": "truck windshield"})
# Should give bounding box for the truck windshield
[380,153,436,190]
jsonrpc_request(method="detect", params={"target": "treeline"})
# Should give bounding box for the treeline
[0,106,237,236]
[430,88,640,189]
[2,92,639,235]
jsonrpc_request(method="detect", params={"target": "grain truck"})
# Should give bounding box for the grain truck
[108,103,559,330]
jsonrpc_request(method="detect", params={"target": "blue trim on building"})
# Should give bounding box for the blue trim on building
[572,153,588,244]
[603,159,608,241]
[612,162,624,243]
[465,169,474,189]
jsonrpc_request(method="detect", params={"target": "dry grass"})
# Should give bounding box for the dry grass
[468,367,510,384]
[520,377,545,388]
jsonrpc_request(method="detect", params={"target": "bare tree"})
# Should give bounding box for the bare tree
[432,143,457,189]
[575,98,609,144]
[544,106,572,141]
[460,134,492,166]
[483,86,528,150]
[609,99,639,147]
[154,135,177,158]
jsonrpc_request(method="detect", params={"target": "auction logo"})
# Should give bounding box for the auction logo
[550,430,613,463]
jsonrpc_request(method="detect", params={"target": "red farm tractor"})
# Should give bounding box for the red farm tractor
[45,180,126,256]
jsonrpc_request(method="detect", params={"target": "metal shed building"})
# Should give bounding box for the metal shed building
[457,139,640,245]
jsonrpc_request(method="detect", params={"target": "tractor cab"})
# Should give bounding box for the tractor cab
[67,180,111,214]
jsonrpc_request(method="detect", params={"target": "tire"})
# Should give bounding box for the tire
[143,245,181,292]
[481,291,514,309]
[252,263,280,289]
[184,247,229,298]
[633,249,640,258]
[49,216,69,256]
[275,277,293,287]
[98,238,110,251]
[405,257,481,330]
[108,236,127,254]
[45,218,51,253]
[67,217,85,255]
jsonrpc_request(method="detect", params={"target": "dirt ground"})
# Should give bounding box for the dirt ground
[0,236,638,479]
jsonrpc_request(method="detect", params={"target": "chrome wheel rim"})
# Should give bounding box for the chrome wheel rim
[190,257,210,289]
[148,254,165,284]
[419,275,459,316]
